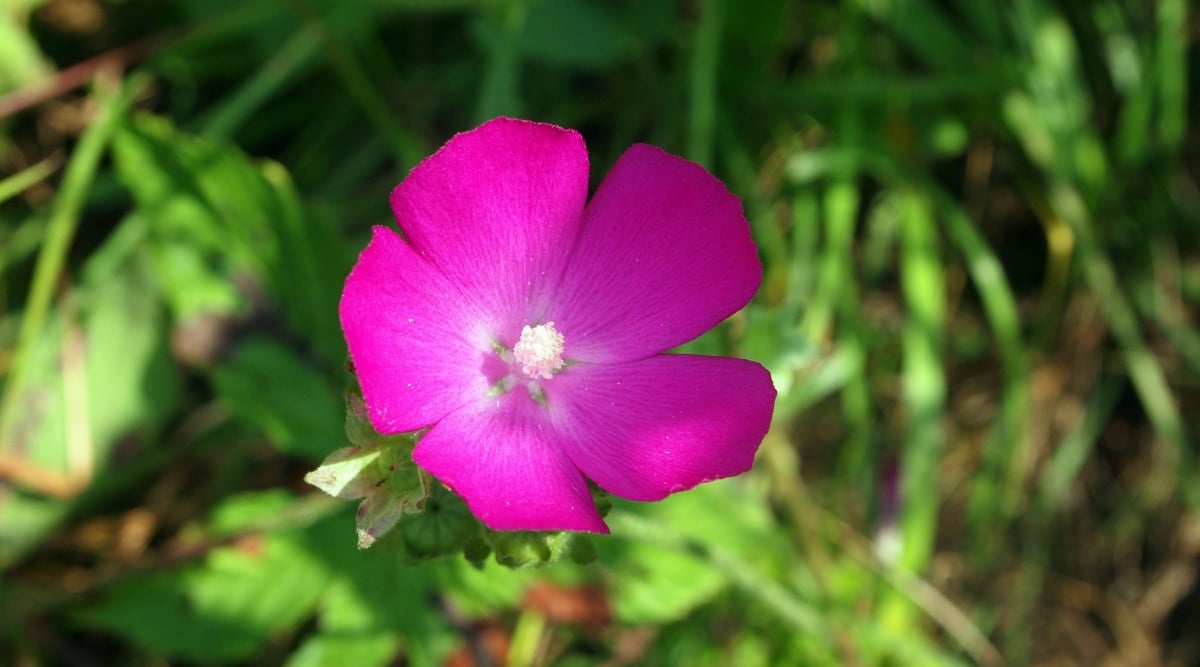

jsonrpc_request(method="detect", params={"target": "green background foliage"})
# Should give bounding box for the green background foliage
[1,0,1197,664]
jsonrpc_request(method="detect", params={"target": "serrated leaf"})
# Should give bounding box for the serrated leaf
[212,337,343,460]
[75,528,328,662]
[605,479,784,624]
[298,514,457,667]
[610,539,725,624]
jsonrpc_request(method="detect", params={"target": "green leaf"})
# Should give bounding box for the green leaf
[75,510,329,662]
[608,533,725,625]
[605,479,785,624]
[287,630,401,667]
[297,514,458,667]
[112,113,349,362]
[0,3,51,94]
[0,495,67,571]
[212,337,344,460]
[207,489,301,534]
[0,249,180,569]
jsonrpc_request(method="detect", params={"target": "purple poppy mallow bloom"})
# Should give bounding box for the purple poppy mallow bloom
[339,117,776,534]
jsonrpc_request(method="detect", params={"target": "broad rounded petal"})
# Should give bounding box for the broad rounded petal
[550,145,761,362]
[545,355,775,501]
[340,226,496,434]
[413,397,608,533]
[391,117,589,342]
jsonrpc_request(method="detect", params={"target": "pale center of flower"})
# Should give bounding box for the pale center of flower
[512,322,565,380]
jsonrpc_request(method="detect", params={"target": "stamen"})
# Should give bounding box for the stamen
[513,322,565,379]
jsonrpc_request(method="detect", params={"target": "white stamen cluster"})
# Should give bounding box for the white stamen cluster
[513,322,565,379]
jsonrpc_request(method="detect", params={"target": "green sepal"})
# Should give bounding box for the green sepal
[302,446,383,500]
[343,390,421,451]
[481,529,596,568]
[354,465,431,550]
[462,536,493,568]
[488,531,554,567]
[305,389,431,549]
[309,377,613,564]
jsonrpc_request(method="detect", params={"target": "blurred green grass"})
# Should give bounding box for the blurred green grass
[0,0,1197,665]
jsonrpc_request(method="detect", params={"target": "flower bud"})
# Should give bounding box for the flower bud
[399,485,477,559]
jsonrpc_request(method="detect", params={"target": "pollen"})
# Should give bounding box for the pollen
[513,322,565,379]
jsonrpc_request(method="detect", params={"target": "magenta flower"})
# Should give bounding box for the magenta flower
[340,118,775,533]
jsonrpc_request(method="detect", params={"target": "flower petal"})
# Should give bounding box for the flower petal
[413,396,608,533]
[550,145,761,362]
[340,226,495,434]
[390,117,589,342]
[546,355,775,501]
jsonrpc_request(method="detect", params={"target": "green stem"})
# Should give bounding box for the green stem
[0,156,62,205]
[933,188,1031,553]
[0,76,143,452]
[882,188,946,629]
[1049,182,1192,506]
[284,0,421,168]
[687,0,721,167]
[200,24,321,138]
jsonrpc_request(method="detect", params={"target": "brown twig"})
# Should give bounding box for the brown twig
[0,36,160,119]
